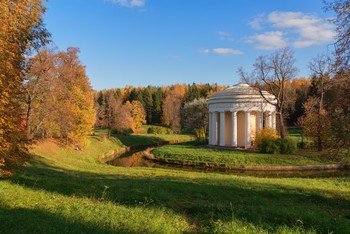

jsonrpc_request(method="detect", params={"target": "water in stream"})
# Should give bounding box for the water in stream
[106,148,350,178]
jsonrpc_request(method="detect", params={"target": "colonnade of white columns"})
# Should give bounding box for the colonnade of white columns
[209,110,276,148]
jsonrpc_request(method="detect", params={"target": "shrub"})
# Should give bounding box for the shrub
[254,128,280,147]
[256,129,297,154]
[166,128,173,134]
[260,138,280,154]
[147,126,173,135]
[194,127,206,140]
[277,138,297,154]
[112,128,133,135]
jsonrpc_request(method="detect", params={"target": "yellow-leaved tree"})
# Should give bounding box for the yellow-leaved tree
[131,100,146,129]
[25,48,95,149]
[0,0,49,167]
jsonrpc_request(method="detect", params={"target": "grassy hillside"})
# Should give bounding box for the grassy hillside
[1,135,350,233]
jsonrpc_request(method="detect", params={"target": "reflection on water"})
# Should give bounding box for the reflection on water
[106,149,350,178]
[107,149,156,167]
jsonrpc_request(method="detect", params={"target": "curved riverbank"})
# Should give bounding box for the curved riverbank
[144,147,349,172]
[151,142,350,167]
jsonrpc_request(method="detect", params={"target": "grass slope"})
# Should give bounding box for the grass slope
[153,141,350,166]
[0,136,350,233]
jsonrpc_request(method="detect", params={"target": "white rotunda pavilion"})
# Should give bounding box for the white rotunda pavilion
[208,83,277,148]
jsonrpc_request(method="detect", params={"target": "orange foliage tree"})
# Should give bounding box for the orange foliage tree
[25,48,95,147]
[162,85,187,132]
[131,100,146,129]
[0,0,49,166]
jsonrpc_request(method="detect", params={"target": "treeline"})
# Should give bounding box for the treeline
[93,77,325,136]
[94,83,226,135]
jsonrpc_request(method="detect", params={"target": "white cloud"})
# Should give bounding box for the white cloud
[248,14,265,30]
[247,11,336,50]
[267,11,336,48]
[199,48,243,55]
[246,31,288,50]
[213,48,243,55]
[108,0,145,7]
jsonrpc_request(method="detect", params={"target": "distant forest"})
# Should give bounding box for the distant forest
[94,78,318,132]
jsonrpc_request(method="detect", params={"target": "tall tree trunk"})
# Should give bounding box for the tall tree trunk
[317,75,325,151]
[25,91,33,140]
[277,112,287,139]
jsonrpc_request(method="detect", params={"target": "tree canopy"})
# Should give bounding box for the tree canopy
[0,0,49,166]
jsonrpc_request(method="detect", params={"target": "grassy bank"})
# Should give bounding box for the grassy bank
[153,141,350,166]
[94,127,194,147]
[1,136,350,233]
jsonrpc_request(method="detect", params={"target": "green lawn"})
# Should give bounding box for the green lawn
[94,127,194,147]
[115,133,194,147]
[1,136,350,233]
[153,141,350,166]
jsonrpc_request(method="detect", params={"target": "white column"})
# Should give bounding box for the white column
[272,112,276,130]
[231,111,237,147]
[212,112,218,145]
[219,111,225,146]
[258,111,263,131]
[268,112,272,129]
[245,111,251,148]
[208,112,212,145]
[265,112,271,129]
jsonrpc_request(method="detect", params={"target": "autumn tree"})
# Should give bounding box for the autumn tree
[0,0,49,166]
[181,98,208,138]
[114,101,134,134]
[103,92,120,136]
[324,0,350,155]
[131,100,146,129]
[239,48,298,138]
[306,54,334,151]
[25,48,95,146]
[328,70,350,155]
[302,97,331,149]
[162,85,187,132]
[24,49,56,139]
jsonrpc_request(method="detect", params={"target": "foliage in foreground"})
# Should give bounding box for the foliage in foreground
[0,137,349,233]
[0,0,48,167]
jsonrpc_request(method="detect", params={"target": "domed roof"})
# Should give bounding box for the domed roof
[208,83,275,104]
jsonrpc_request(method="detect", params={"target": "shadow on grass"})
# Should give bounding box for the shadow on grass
[0,206,127,234]
[8,157,350,233]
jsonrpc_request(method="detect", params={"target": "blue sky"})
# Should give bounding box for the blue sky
[44,0,336,90]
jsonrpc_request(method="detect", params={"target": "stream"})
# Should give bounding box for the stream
[106,147,350,178]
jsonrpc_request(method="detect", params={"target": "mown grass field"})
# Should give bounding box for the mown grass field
[153,141,350,166]
[94,127,194,147]
[1,133,350,233]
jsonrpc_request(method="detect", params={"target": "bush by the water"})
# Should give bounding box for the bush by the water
[255,129,297,154]
[147,126,173,135]
[260,138,297,154]
[254,128,280,146]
